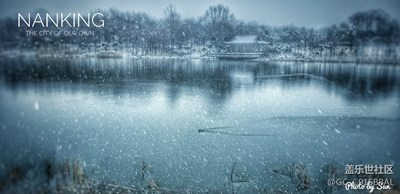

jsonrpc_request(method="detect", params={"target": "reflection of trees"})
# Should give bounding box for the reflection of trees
[0,58,234,106]
[0,58,398,104]
[253,62,399,102]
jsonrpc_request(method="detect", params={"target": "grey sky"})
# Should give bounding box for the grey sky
[1,0,399,27]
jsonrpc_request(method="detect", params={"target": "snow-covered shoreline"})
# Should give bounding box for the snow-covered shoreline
[256,57,400,65]
[1,50,399,65]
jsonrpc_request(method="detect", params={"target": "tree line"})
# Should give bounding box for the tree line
[0,5,399,59]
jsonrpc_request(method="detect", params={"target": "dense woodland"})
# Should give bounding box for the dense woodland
[0,5,399,61]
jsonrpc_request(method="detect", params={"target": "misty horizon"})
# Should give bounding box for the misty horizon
[1,0,400,28]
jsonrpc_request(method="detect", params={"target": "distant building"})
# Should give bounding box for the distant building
[224,35,267,53]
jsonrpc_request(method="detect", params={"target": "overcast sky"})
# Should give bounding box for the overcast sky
[1,0,399,28]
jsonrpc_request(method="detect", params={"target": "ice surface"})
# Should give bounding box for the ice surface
[0,58,399,193]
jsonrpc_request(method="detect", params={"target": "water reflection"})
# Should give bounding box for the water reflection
[1,57,399,105]
[0,58,399,192]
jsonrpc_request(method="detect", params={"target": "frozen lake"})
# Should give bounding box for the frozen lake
[0,58,399,193]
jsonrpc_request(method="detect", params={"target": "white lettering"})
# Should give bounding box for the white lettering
[32,13,44,27]
[18,13,30,27]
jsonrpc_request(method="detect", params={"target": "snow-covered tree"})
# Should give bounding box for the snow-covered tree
[201,5,236,45]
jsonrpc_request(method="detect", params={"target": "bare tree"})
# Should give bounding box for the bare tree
[201,4,236,45]
[163,4,184,50]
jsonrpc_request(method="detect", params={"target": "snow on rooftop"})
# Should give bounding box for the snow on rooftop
[225,35,266,44]
[225,35,267,44]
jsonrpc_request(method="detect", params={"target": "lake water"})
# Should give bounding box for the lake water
[0,58,399,193]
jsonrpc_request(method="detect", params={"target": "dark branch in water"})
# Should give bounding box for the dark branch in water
[256,115,400,122]
[255,73,334,84]
[199,126,235,130]
[198,127,272,137]
[229,162,250,194]
[230,162,235,183]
